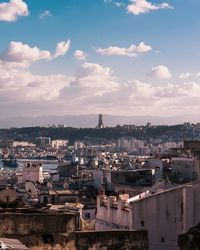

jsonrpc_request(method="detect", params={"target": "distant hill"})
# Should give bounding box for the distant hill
[0,123,197,144]
[0,114,199,129]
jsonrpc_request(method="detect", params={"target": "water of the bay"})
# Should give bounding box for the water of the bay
[0,159,58,173]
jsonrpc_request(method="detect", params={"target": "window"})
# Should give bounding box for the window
[161,237,165,243]
[42,234,54,244]
[85,212,90,219]
[141,220,145,227]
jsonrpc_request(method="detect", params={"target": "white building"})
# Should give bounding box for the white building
[95,180,200,250]
[22,162,43,183]
[51,140,68,149]
[12,141,36,147]
[74,141,85,150]
[117,137,145,153]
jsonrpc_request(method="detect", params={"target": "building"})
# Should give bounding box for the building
[117,137,145,153]
[184,140,200,152]
[51,139,68,149]
[22,162,43,183]
[171,157,200,182]
[74,141,85,150]
[12,141,36,147]
[96,180,200,250]
[36,137,51,148]
[96,194,131,230]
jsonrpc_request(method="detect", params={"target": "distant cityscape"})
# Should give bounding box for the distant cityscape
[0,114,198,249]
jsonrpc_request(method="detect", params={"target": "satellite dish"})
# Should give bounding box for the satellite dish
[0,240,7,249]
[63,182,69,189]
[0,188,17,207]
[25,182,38,197]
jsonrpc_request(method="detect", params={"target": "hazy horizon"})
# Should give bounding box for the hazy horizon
[0,113,198,129]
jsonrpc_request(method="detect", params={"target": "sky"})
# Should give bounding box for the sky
[0,0,200,122]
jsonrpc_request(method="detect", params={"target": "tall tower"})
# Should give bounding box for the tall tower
[96,114,104,129]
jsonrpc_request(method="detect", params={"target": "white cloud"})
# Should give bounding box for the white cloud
[54,40,71,58]
[0,41,51,67]
[0,0,29,22]
[96,42,152,57]
[71,62,118,94]
[1,59,200,118]
[39,10,52,19]
[60,62,119,108]
[115,2,124,7]
[0,60,69,102]
[104,0,124,7]
[127,0,173,15]
[179,72,192,79]
[0,61,119,116]
[0,40,71,67]
[148,65,172,79]
[74,50,87,61]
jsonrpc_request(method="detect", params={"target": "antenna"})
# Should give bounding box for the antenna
[25,182,38,198]
[0,188,17,208]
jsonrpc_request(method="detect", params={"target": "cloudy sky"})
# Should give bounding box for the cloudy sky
[0,0,199,121]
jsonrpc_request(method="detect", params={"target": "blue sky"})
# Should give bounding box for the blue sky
[0,0,200,122]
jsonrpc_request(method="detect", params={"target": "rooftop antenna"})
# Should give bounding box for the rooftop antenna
[96,114,104,129]
[25,182,38,198]
[0,188,17,208]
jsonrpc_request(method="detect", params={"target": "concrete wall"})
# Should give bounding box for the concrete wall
[95,181,200,250]
[131,188,183,250]
[75,230,149,250]
[0,212,77,248]
[95,196,131,230]
[130,181,200,250]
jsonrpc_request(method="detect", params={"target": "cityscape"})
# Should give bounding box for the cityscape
[0,0,200,250]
